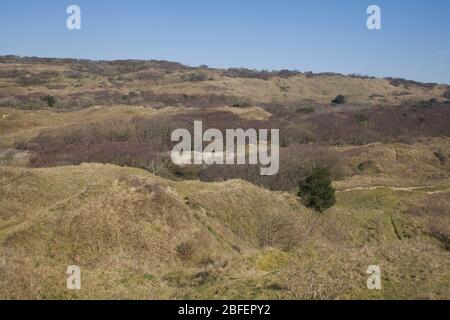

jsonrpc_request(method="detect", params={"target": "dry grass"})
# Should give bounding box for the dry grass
[1,58,447,111]
[0,105,174,147]
[0,162,448,299]
[1,57,450,300]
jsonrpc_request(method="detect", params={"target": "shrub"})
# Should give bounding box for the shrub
[176,241,195,261]
[357,160,380,174]
[386,77,436,89]
[175,232,216,266]
[295,107,315,114]
[282,259,350,299]
[222,68,272,80]
[412,98,438,109]
[182,72,209,82]
[434,149,448,165]
[231,101,252,108]
[355,114,369,123]
[0,97,21,108]
[298,168,336,212]
[257,213,303,251]
[15,71,58,86]
[442,89,450,100]
[42,95,57,108]
[331,95,346,104]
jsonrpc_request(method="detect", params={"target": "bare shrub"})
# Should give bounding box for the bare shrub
[357,160,380,174]
[15,71,59,86]
[434,149,448,165]
[222,68,301,80]
[198,144,341,192]
[299,106,450,145]
[386,77,437,89]
[257,213,304,251]
[176,232,217,266]
[0,97,21,108]
[428,219,450,250]
[283,262,350,299]
[329,162,354,180]
[176,241,196,261]
[406,197,448,217]
[181,72,210,82]
[64,70,85,79]
[443,89,450,100]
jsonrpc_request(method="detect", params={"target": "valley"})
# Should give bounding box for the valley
[0,56,449,299]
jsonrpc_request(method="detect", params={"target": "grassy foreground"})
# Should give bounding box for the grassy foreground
[0,162,449,299]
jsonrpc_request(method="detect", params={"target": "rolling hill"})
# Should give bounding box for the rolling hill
[0,56,449,299]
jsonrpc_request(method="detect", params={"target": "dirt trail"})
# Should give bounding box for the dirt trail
[338,185,450,195]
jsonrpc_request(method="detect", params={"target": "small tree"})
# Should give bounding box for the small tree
[43,95,57,108]
[298,168,336,212]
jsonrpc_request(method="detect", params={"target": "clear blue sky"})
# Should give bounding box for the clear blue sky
[1,0,449,84]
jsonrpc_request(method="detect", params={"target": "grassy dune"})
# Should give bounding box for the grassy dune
[0,162,448,299]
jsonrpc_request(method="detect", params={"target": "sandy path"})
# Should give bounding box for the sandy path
[338,185,450,195]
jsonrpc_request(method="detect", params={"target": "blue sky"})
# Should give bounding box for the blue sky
[1,0,449,83]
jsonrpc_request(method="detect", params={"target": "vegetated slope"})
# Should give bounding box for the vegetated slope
[0,55,448,111]
[0,163,449,299]
[1,56,449,300]
[1,104,450,196]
